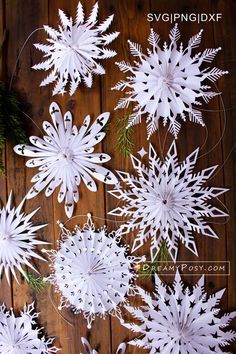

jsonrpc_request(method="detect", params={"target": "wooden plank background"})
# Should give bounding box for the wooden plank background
[0,0,236,353]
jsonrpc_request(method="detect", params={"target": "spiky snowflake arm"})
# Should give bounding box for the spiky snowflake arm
[80,337,126,354]
[14,102,118,218]
[121,271,236,354]
[33,2,119,95]
[43,214,137,329]
[0,302,59,353]
[109,141,228,261]
[112,23,228,139]
[0,192,47,284]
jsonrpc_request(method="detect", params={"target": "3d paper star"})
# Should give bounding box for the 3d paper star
[33,2,119,95]
[0,192,47,284]
[122,271,236,353]
[81,337,126,354]
[109,141,228,261]
[112,24,228,139]
[0,302,59,353]
[43,214,137,329]
[14,102,118,218]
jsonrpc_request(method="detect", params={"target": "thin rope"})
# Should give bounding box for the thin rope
[9,27,43,90]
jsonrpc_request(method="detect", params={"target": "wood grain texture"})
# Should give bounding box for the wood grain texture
[0,0,235,353]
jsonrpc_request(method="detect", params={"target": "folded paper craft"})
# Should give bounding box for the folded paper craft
[33,1,119,95]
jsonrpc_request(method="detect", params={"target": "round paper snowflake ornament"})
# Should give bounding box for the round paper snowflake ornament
[109,141,228,261]
[33,2,119,95]
[0,302,59,353]
[112,24,228,139]
[43,215,137,329]
[14,102,118,218]
[0,192,47,284]
[81,337,126,354]
[122,271,236,353]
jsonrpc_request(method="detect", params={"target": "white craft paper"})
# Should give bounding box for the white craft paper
[43,214,137,329]
[112,23,228,139]
[80,337,126,354]
[0,192,47,284]
[33,2,119,95]
[0,302,59,353]
[122,271,236,354]
[109,141,228,261]
[14,102,118,218]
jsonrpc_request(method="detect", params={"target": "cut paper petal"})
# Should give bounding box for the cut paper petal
[0,302,59,353]
[81,337,126,354]
[112,24,228,139]
[33,2,119,95]
[14,103,118,218]
[43,214,137,329]
[121,271,236,354]
[0,192,47,284]
[109,141,228,261]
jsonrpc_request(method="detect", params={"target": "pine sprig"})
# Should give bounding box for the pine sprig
[0,82,27,174]
[23,271,48,292]
[116,114,134,157]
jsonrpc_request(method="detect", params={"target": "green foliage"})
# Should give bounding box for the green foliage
[0,82,27,174]
[116,114,134,157]
[23,271,48,292]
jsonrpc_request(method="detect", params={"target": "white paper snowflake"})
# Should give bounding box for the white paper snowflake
[33,2,119,95]
[80,337,126,354]
[14,102,118,218]
[0,192,47,284]
[0,302,59,353]
[122,271,236,353]
[112,23,228,139]
[109,141,228,261]
[43,214,138,329]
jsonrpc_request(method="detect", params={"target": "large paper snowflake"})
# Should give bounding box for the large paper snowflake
[80,337,126,354]
[43,214,137,329]
[112,24,228,139]
[14,102,117,218]
[0,302,59,353]
[33,2,119,95]
[122,271,236,353]
[0,192,47,284]
[109,141,228,261]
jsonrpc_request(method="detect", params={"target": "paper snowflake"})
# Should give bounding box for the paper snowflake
[80,337,126,354]
[112,24,228,139]
[43,214,137,329]
[109,141,228,261]
[122,271,236,353]
[14,102,117,218]
[0,302,59,353]
[0,192,47,284]
[33,2,119,95]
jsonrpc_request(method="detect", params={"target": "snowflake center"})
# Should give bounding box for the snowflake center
[58,147,74,163]
[0,233,10,242]
[158,192,175,211]
[162,71,174,86]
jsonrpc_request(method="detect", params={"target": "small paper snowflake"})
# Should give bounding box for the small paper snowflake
[33,2,119,95]
[0,192,47,284]
[112,24,228,139]
[0,302,59,353]
[109,141,228,261]
[80,337,126,354]
[122,271,236,353]
[14,102,118,218]
[43,214,138,329]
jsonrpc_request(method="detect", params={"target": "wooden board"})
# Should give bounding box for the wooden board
[0,0,235,353]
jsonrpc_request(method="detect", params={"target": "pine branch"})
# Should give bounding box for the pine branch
[0,81,27,174]
[116,114,134,157]
[23,271,48,292]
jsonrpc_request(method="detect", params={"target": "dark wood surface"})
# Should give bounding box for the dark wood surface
[0,0,236,353]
